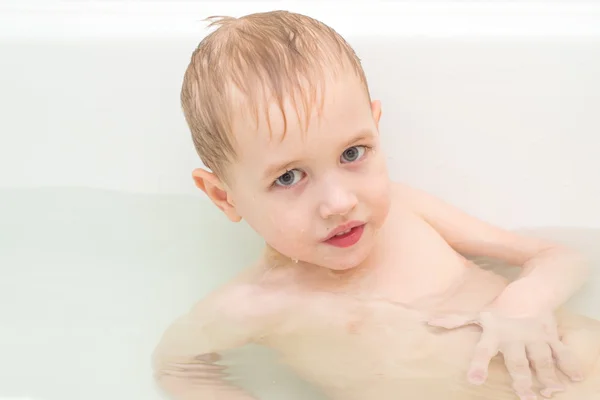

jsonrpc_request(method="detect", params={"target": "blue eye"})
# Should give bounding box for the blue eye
[275,169,303,187]
[341,145,366,163]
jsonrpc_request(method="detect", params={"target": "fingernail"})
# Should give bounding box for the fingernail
[467,370,486,385]
[519,394,537,400]
[517,390,538,400]
[572,374,584,382]
[540,386,564,398]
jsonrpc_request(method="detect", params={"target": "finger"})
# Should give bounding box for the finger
[467,330,499,385]
[170,362,227,372]
[196,352,222,363]
[502,344,537,400]
[526,342,564,398]
[158,365,228,381]
[428,313,478,329]
[156,373,233,391]
[549,339,584,382]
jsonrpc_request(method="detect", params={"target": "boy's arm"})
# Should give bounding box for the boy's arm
[152,284,268,400]
[399,183,590,316]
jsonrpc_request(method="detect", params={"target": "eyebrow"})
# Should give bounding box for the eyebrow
[263,160,296,181]
[342,128,375,149]
[262,128,375,180]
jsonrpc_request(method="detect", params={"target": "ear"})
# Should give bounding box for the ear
[371,100,382,129]
[192,168,242,222]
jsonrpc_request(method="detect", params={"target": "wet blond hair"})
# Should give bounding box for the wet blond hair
[180,10,369,179]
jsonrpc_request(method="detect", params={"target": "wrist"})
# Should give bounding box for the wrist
[490,278,554,318]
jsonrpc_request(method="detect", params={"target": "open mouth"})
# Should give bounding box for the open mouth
[324,224,365,248]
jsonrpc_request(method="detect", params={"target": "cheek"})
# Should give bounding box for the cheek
[363,160,391,219]
[372,178,391,206]
[367,183,391,222]
[267,207,309,241]
[264,221,312,260]
[241,198,312,249]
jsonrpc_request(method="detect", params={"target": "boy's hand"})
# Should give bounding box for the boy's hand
[428,311,583,400]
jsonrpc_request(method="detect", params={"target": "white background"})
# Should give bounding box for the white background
[1,1,600,229]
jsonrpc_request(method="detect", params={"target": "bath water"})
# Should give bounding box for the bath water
[1,187,598,400]
[0,187,323,400]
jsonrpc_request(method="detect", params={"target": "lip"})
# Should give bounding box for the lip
[323,220,365,241]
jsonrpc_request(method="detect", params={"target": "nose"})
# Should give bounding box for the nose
[318,180,358,219]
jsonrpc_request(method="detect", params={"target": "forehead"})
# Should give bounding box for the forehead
[230,72,373,167]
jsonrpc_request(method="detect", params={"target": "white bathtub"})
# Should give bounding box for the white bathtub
[1,2,600,400]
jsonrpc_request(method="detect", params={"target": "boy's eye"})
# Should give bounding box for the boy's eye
[341,145,366,163]
[275,169,303,187]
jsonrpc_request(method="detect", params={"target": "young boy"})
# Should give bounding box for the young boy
[152,10,599,400]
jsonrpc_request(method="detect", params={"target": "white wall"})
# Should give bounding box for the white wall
[1,1,599,229]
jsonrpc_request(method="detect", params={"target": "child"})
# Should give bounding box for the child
[152,10,599,400]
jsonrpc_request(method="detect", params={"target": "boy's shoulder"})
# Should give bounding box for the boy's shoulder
[390,181,434,206]
[388,181,437,219]
[194,258,298,324]
[389,181,458,219]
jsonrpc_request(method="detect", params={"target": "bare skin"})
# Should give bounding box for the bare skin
[152,183,600,400]
[163,12,594,399]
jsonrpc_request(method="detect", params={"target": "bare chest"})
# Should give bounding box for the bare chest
[362,212,474,303]
[253,214,511,395]
[261,265,509,396]
[262,289,482,398]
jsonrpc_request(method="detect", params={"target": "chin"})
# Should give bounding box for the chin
[321,239,374,271]
[326,262,360,271]
[318,258,353,271]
